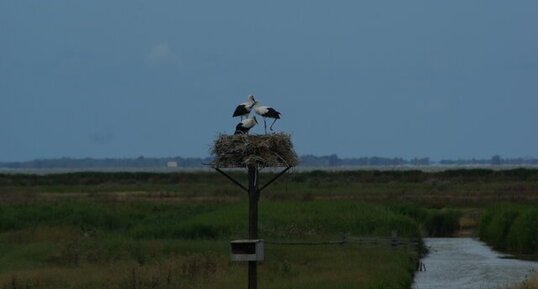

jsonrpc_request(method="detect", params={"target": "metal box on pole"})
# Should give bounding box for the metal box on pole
[230,239,264,262]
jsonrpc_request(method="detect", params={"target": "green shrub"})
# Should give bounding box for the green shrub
[507,209,538,254]
[423,209,461,237]
[480,204,538,254]
[479,205,520,250]
[390,205,461,237]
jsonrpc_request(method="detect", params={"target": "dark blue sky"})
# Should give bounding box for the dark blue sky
[1,1,537,162]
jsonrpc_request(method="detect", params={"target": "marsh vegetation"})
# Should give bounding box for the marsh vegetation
[0,201,423,289]
[0,169,537,288]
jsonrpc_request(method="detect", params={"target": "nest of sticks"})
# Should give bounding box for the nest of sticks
[211,133,299,168]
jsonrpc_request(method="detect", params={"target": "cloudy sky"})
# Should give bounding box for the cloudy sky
[1,0,537,162]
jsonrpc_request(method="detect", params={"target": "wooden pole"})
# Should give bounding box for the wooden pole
[247,165,259,289]
[214,165,291,289]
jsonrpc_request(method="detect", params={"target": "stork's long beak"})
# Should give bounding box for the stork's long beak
[254,117,258,124]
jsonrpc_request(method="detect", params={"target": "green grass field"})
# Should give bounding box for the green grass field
[0,201,422,289]
[2,169,538,205]
[1,169,537,288]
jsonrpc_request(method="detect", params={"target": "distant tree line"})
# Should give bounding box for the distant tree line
[439,155,538,166]
[0,156,211,169]
[299,154,430,166]
[1,154,537,169]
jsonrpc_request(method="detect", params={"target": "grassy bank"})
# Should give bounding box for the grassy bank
[0,239,416,289]
[479,204,538,255]
[0,200,422,289]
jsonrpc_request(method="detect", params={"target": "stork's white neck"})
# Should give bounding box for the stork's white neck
[247,101,257,109]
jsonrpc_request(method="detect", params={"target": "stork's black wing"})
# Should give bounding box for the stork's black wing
[233,105,249,117]
[265,107,281,119]
[234,122,248,134]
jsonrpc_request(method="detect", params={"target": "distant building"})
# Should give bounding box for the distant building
[166,161,178,168]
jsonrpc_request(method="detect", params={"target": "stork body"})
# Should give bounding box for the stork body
[232,95,257,120]
[254,104,281,134]
[234,117,258,135]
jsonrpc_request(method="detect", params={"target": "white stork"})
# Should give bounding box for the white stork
[234,116,258,135]
[233,95,257,120]
[254,103,281,134]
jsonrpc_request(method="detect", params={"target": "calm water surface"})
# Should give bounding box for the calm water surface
[413,238,538,289]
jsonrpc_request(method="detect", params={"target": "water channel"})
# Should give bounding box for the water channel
[412,238,538,289]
